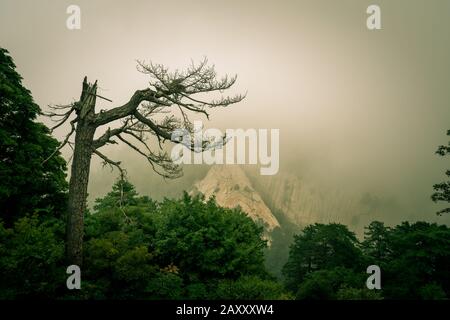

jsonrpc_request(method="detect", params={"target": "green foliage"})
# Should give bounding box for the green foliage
[261,156,449,300]
[295,267,364,300]
[151,192,267,282]
[380,221,450,299]
[145,272,184,299]
[2,175,450,300]
[78,180,273,299]
[0,215,65,299]
[282,223,363,292]
[362,221,391,264]
[2,176,449,300]
[336,286,383,300]
[83,233,159,299]
[92,179,153,212]
[0,48,67,225]
[0,175,278,299]
[432,129,450,215]
[215,276,287,300]
[418,283,446,300]
[284,219,450,300]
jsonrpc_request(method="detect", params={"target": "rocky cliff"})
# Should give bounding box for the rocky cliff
[192,165,280,233]
[249,172,362,227]
[192,165,373,237]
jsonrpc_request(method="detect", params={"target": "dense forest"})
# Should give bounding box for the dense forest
[1,47,449,300]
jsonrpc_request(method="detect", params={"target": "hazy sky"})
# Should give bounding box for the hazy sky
[1,0,449,224]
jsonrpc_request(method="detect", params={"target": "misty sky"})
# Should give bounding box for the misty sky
[1,0,449,225]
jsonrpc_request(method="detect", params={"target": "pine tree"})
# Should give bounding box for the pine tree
[0,48,67,225]
[432,129,450,215]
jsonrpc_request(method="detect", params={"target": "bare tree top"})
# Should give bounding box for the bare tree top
[43,58,245,179]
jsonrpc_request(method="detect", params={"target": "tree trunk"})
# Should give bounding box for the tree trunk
[66,123,95,266]
[66,78,97,266]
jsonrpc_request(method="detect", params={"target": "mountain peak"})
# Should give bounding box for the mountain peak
[192,165,280,232]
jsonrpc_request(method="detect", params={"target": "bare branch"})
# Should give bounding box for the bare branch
[133,110,225,153]
[92,149,125,177]
[117,134,181,179]
[47,103,74,110]
[87,92,113,102]
[133,111,173,141]
[56,59,244,182]
[42,118,77,164]
[122,130,152,152]
[93,89,169,127]
[136,59,245,123]
[92,117,134,149]
[46,107,75,133]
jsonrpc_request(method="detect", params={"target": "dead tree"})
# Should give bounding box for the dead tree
[44,59,245,266]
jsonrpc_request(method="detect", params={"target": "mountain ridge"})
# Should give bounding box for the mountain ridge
[191,165,280,234]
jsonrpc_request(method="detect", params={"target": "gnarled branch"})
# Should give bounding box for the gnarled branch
[42,118,77,164]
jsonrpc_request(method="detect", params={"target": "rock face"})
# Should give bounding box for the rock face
[249,172,363,228]
[192,165,371,237]
[192,165,280,233]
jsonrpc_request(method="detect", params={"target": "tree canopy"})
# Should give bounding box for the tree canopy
[282,220,450,300]
[283,223,363,292]
[78,180,279,299]
[0,48,67,226]
[432,129,450,215]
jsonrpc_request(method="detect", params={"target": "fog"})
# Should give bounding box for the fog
[1,0,449,226]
